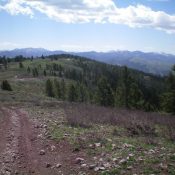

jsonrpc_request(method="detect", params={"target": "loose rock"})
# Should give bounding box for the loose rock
[39,150,45,155]
[75,157,84,164]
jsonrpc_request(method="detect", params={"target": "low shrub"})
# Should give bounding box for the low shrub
[1,80,12,91]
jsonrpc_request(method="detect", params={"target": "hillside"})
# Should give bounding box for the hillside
[1,48,175,75]
[0,55,175,175]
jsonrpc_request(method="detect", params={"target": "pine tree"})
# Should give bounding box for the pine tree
[41,55,45,59]
[122,66,131,108]
[1,80,12,91]
[60,79,66,100]
[43,69,47,76]
[68,84,77,102]
[19,62,24,68]
[32,68,39,77]
[78,83,88,102]
[128,83,144,109]
[54,79,61,99]
[160,65,175,114]
[96,76,114,106]
[27,66,31,74]
[115,86,125,107]
[45,79,54,97]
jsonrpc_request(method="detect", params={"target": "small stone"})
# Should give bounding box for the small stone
[94,167,100,172]
[81,164,87,167]
[89,164,96,169]
[101,153,106,157]
[123,143,133,148]
[127,166,133,170]
[119,159,127,164]
[95,143,101,147]
[56,164,62,168]
[15,170,19,174]
[107,138,112,142]
[149,149,155,154]
[159,163,168,170]
[34,124,40,128]
[112,144,116,148]
[128,153,134,157]
[112,158,118,162]
[75,157,84,164]
[51,145,56,152]
[46,163,51,168]
[43,124,47,128]
[99,158,103,162]
[137,157,144,162]
[37,134,42,138]
[103,163,111,168]
[93,157,97,160]
[99,167,105,170]
[39,150,45,155]
[5,171,11,175]
[89,144,94,148]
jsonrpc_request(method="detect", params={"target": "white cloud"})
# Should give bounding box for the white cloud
[0,41,20,50]
[0,0,175,33]
[0,0,33,16]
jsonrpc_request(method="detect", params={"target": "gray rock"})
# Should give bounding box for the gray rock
[75,157,84,164]
[56,163,62,168]
[119,159,127,164]
[39,150,45,155]
[46,163,51,168]
[89,164,96,169]
[81,164,87,167]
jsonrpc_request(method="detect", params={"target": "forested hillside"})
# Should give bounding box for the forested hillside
[0,54,174,114]
[1,48,175,75]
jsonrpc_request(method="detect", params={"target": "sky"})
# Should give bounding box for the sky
[0,0,175,54]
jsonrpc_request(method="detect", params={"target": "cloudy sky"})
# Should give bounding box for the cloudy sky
[0,0,175,53]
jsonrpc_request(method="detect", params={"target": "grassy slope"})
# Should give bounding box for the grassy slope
[0,59,175,175]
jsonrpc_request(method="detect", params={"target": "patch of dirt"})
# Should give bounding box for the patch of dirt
[0,106,94,175]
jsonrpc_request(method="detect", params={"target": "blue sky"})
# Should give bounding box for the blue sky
[0,0,175,54]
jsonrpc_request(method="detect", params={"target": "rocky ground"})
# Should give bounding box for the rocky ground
[0,106,96,175]
[0,104,175,175]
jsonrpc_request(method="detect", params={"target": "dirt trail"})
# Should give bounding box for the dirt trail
[0,107,61,175]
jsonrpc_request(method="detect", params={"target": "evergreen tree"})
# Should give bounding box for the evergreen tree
[45,79,54,97]
[19,62,24,68]
[78,83,88,102]
[68,84,77,102]
[122,66,131,108]
[41,55,45,59]
[3,58,7,70]
[115,86,125,107]
[128,83,144,109]
[43,69,47,76]
[160,65,175,114]
[32,68,39,77]
[1,80,12,91]
[60,79,66,100]
[27,66,31,74]
[54,79,61,99]
[96,76,114,106]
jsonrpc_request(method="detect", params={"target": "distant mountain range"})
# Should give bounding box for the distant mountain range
[1,48,175,75]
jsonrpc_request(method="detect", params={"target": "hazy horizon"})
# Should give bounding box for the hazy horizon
[1,47,175,56]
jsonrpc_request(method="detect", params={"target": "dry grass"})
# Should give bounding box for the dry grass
[60,102,175,141]
[62,102,175,126]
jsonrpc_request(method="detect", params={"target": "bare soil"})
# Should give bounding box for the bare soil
[0,106,93,175]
